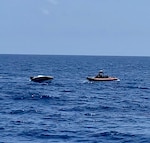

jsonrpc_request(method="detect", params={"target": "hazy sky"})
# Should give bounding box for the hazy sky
[0,0,150,56]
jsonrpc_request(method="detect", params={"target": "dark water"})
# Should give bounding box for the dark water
[0,55,150,143]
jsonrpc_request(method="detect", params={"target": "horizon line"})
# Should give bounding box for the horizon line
[0,53,149,58]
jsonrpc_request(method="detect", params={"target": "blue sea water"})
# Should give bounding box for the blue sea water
[0,54,150,143]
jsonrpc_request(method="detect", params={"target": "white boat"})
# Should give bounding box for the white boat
[30,75,53,82]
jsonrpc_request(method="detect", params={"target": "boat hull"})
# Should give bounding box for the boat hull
[30,75,53,82]
[87,77,118,81]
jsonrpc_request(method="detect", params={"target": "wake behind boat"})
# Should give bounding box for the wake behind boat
[30,75,53,82]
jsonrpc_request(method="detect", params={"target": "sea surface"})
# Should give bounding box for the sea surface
[0,55,150,143]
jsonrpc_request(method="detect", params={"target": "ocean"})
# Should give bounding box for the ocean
[0,55,150,143]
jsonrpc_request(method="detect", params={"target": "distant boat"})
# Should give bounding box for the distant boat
[30,75,53,82]
[87,70,118,81]
[87,76,118,81]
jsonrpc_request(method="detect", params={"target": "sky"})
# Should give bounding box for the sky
[0,0,150,56]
